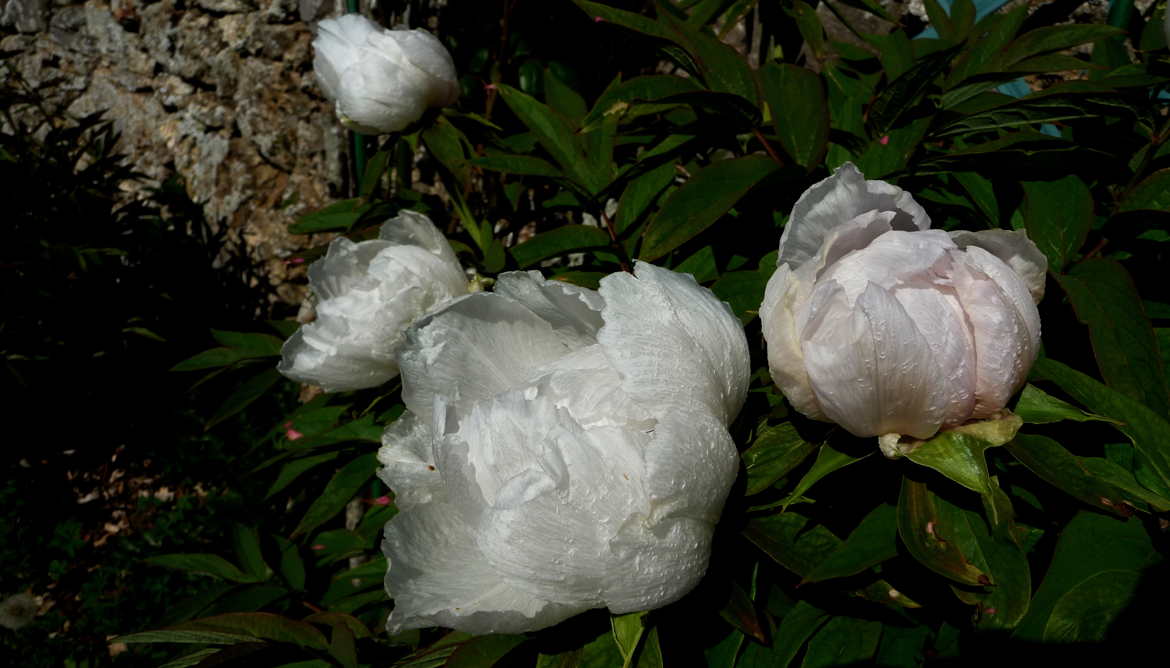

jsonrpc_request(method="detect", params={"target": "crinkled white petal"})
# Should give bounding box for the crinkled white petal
[494,271,606,349]
[381,371,733,634]
[397,292,578,427]
[950,228,1048,303]
[597,262,750,426]
[951,248,1041,417]
[778,163,931,269]
[278,213,466,392]
[376,412,440,509]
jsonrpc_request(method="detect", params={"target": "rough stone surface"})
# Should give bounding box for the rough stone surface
[2,0,358,305]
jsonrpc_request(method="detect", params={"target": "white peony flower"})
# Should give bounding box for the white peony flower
[278,211,468,392]
[313,14,459,134]
[377,262,750,634]
[760,163,1046,452]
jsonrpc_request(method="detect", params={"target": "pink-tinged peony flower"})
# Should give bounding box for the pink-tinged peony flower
[760,163,1046,455]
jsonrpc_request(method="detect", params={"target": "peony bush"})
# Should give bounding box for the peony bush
[130,2,1170,666]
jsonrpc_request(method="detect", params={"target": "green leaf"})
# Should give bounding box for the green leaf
[1014,384,1115,424]
[545,66,588,122]
[571,1,672,41]
[510,225,613,267]
[172,613,329,650]
[999,25,1125,68]
[902,414,1022,496]
[867,45,961,136]
[211,330,283,356]
[616,162,676,237]
[802,504,899,583]
[359,149,391,197]
[274,535,306,591]
[158,649,222,667]
[232,525,270,580]
[538,626,626,668]
[1043,570,1142,642]
[742,422,817,495]
[801,616,881,668]
[1008,434,1139,517]
[744,511,842,578]
[782,441,868,509]
[1118,168,1170,212]
[496,84,606,193]
[761,63,829,170]
[640,155,779,261]
[446,635,526,667]
[147,554,265,584]
[710,253,776,323]
[472,153,563,178]
[1032,357,1170,498]
[896,478,987,586]
[718,582,766,643]
[1022,175,1093,271]
[945,495,1032,629]
[1057,260,1170,416]
[740,600,826,668]
[422,115,471,186]
[289,199,371,235]
[611,611,647,667]
[266,452,340,499]
[1014,512,1159,641]
[207,368,282,429]
[117,629,256,645]
[583,76,702,130]
[171,347,260,372]
[661,17,758,103]
[674,246,718,283]
[292,453,378,538]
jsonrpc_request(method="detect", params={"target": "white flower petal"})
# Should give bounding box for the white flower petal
[817,229,955,302]
[397,292,576,426]
[313,16,458,134]
[950,228,1048,303]
[802,281,948,438]
[278,213,467,392]
[779,163,931,269]
[377,413,440,509]
[760,263,823,419]
[597,262,749,425]
[494,271,606,348]
[951,248,1041,417]
[382,493,577,635]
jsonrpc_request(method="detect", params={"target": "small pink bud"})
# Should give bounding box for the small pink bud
[374,495,392,506]
[285,427,304,441]
[312,544,326,551]
[594,16,604,23]
[483,83,497,92]
[879,135,890,145]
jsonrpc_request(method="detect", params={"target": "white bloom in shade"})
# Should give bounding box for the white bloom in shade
[0,592,38,630]
[313,14,458,134]
[278,211,467,392]
[377,263,749,634]
[760,163,1046,451]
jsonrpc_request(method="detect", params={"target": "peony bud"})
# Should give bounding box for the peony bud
[377,263,750,634]
[312,14,458,134]
[760,163,1046,450]
[278,211,468,392]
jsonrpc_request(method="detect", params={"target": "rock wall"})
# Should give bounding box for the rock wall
[2,0,352,304]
